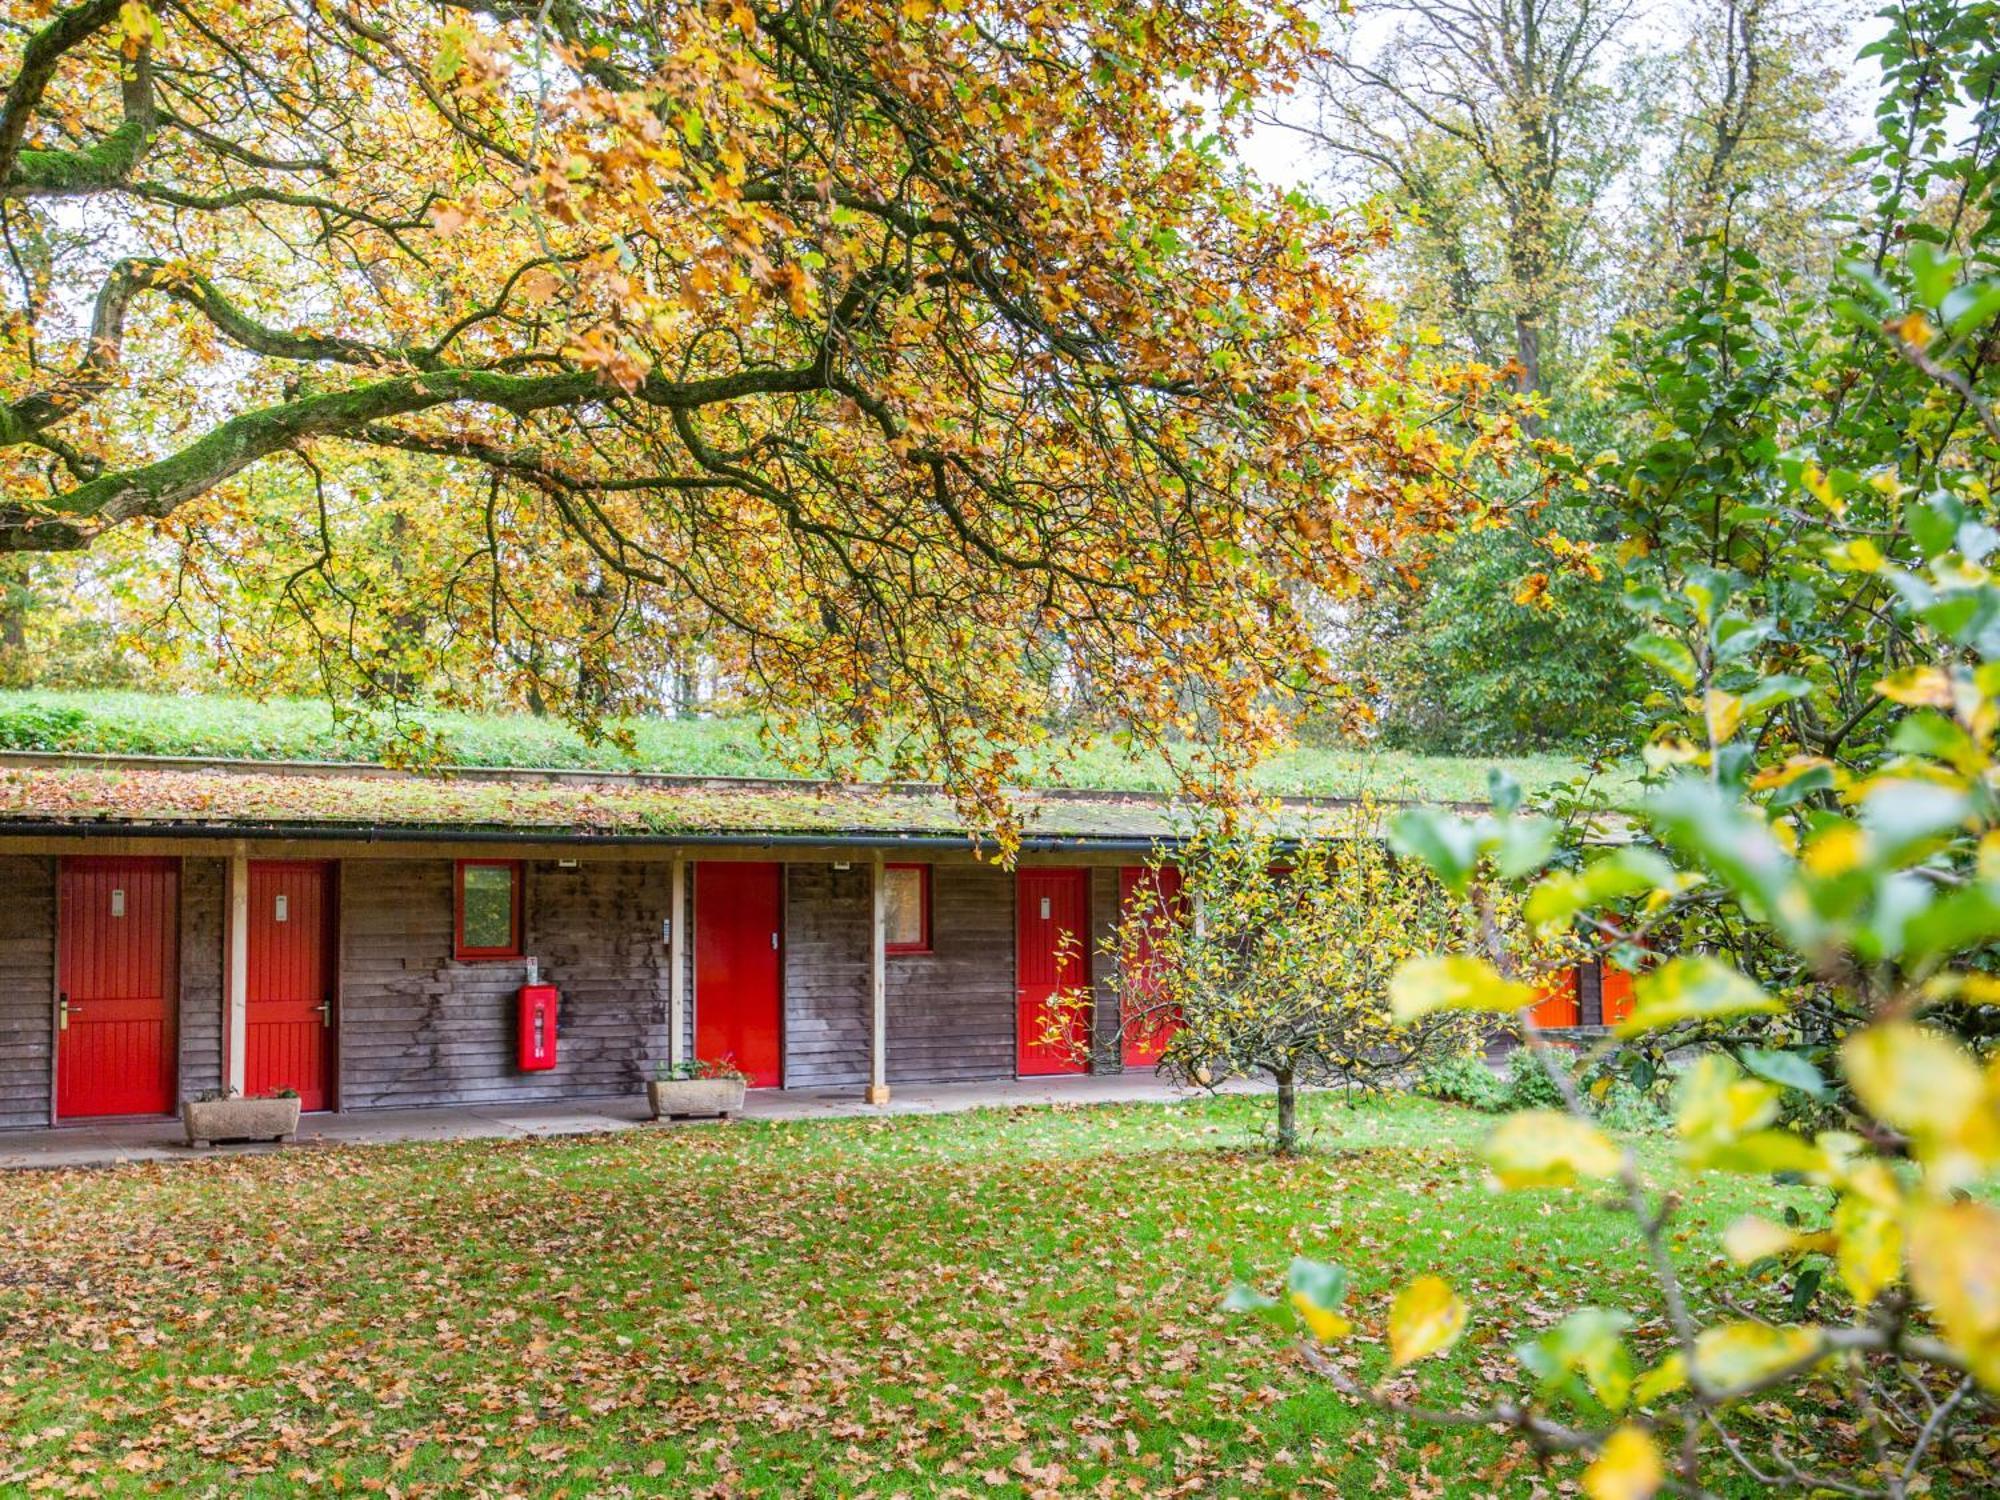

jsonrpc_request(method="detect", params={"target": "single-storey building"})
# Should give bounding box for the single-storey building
[0,751,1624,1130]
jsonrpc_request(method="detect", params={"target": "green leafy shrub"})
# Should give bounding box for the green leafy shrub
[1412,1050,1509,1111]
[1503,1044,1573,1111]
[1593,1078,1670,1134]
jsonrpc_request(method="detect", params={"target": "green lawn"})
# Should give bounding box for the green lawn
[0,1092,1907,1497]
[0,689,1610,803]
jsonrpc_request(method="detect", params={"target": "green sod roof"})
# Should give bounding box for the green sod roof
[0,691,1613,844]
[0,756,1327,847]
[0,691,1602,804]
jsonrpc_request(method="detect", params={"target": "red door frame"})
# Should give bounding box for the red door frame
[240,860,338,1111]
[694,861,784,1088]
[55,856,180,1121]
[1016,867,1091,1077]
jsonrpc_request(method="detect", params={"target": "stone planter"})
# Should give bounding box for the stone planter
[181,1096,301,1148]
[647,1077,746,1121]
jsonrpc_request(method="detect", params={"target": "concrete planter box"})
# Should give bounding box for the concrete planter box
[647,1078,745,1121]
[182,1096,301,1148]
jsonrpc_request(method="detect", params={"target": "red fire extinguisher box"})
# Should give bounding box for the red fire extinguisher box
[518,984,559,1071]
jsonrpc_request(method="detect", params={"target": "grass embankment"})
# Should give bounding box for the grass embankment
[0,1093,1861,1497]
[0,689,1606,803]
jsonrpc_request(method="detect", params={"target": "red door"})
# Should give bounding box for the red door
[1119,864,1185,1067]
[1601,963,1636,1026]
[57,857,178,1119]
[696,862,783,1088]
[1017,868,1090,1076]
[1528,967,1581,1029]
[245,861,335,1110]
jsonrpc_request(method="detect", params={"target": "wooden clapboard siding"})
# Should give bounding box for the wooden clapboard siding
[782,862,870,1087]
[781,860,1076,1087]
[179,858,224,1100]
[529,860,677,1093]
[679,865,695,1062]
[0,855,54,1127]
[886,863,1014,1085]
[338,859,674,1108]
[1088,867,1122,1072]
[1577,961,1604,1028]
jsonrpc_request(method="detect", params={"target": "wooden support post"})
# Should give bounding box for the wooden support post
[668,856,686,1067]
[866,850,890,1105]
[226,850,249,1095]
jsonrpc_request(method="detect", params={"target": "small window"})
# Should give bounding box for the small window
[455,860,523,959]
[884,863,931,954]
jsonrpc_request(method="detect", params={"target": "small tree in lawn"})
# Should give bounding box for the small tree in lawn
[1113,807,1558,1153]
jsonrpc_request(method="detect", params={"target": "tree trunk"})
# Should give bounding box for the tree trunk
[1513,312,1543,400]
[1274,1068,1298,1155]
[0,557,33,686]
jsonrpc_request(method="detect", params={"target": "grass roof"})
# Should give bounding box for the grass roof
[0,690,1605,804]
[0,760,1311,845]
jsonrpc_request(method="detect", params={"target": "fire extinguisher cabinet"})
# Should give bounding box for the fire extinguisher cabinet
[518,984,559,1071]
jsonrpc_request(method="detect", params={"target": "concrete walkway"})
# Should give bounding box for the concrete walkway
[0,1073,1245,1171]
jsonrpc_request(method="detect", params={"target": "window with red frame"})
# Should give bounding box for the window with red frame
[883,863,931,953]
[455,859,524,959]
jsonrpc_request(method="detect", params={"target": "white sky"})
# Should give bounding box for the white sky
[1232,0,1885,196]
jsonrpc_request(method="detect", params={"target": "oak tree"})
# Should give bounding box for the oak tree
[0,0,1518,822]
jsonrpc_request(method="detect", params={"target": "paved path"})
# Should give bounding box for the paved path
[0,1074,1253,1171]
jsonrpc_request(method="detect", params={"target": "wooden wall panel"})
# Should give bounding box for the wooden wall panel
[776,861,1049,1088]
[530,860,678,1095]
[1089,866,1122,1072]
[680,865,695,1062]
[339,859,675,1108]
[179,858,224,1100]
[0,855,54,1127]
[782,862,870,1087]
[1578,961,1604,1028]
[886,862,1015,1085]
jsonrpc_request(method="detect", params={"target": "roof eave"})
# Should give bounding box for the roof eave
[0,819,1197,853]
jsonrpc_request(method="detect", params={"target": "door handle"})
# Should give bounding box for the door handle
[59,993,72,1030]
[317,1001,332,1027]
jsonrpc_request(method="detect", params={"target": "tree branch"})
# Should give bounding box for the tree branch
[0,0,156,199]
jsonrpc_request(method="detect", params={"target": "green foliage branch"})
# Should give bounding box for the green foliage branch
[1230,5,2000,1494]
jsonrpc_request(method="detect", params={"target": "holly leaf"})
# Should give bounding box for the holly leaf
[1285,1257,1352,1343]
[1388,955,1537,1023]
[1387,1275,1467,1368]
[1582,1425,1663,1500]
[1692,1322,1823,1394]
[1627,632,1698,689]
[1906,1200,2000,1391]
[1483,1110,1623,1189]
[1737,1047,1829,1099]
[1616,956,1781,1036]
